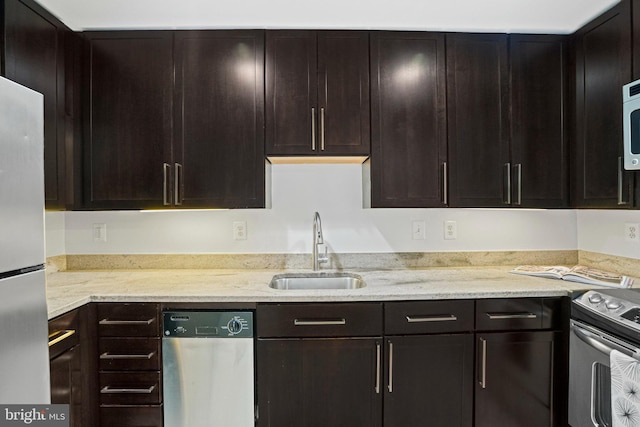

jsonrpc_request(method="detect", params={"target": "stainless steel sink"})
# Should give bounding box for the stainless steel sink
[269,272,366,290]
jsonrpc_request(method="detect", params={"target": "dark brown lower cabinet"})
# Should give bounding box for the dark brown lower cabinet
[100,406,163,427]
[475,331,560,427]
[383,334,473,427]
[257,338,382,427]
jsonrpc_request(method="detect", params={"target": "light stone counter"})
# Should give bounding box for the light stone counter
[45,267,596,320]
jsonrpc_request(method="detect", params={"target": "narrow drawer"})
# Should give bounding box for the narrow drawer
[475,298,543,331]
[99,371,161,405]
[385,300,474,335]
[257,303,383,337]
[100,405,163,427]
[98,303,160,337]
[99,338,161,371]
[48,309,80,359]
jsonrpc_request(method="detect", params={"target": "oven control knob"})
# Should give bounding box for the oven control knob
[588,293,603,304]
[227,318,243,335]
[605,300,622,310]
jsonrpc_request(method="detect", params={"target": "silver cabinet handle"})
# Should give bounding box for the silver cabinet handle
[163,163,171,205]
[479,337,487,389]
[100,352,155,360]
[442,162,448,205]
[101,385,155,394]
[375,342,381,394]
[174,163,182,206]
[618,156,629,205]
[486,312,537,320]
[311,108,316,151]
[387,341,394,393]
[48,330,76,347]
[293,318,346,326]
[406,314,457,323]
[515,163,522,206]
[99,318,155,325]
[504,162,512,205]
[320,107,325,151]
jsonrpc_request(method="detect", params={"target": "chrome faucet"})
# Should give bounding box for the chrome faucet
[312,212,329,271]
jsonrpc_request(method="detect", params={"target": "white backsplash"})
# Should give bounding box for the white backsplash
[45,164,582,257]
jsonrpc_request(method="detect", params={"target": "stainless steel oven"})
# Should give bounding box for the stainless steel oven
[570,290,640,427]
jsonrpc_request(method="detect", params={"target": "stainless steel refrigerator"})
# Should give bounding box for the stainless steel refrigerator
[0,76,50,403]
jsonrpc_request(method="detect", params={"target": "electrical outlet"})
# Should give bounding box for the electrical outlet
[444,220,457,240]
[233,221,247,240]
[625,223,640,242]
[412,221,426,240]
[93,223,107,242]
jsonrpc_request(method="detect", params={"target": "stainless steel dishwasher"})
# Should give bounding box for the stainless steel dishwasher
[163,311,254,427]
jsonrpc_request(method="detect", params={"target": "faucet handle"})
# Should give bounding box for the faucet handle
[318,245,329,264]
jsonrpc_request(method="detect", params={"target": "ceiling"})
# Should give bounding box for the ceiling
[35,0,620,34]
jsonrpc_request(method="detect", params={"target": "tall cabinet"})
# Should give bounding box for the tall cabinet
[369,32,447,208]
[574,0,634,207]
[82,31,174,209]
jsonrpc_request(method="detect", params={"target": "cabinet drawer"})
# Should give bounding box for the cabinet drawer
[476,299,544,331]
[257,303,383,337]
[99,372,161,405]
[385,300,474,334]
[98,303,160,337]
[99,338,161,371]
[48,309,80,359]
[100,405,163,427]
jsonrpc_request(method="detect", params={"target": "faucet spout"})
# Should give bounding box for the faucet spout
[312,212,329,271]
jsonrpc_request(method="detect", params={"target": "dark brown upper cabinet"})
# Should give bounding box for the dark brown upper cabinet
[3,0,70,209]
[370,32,447,207]
[83,30,266,209]
[173,31,265,208]
[447,33,569,208]
[82,31,174,209]
[510,34,569,208]
[574,0,634,208]
[447,33,510,207]
[265,30,370,157]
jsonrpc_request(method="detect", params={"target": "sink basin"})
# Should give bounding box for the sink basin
[269,272,366,290]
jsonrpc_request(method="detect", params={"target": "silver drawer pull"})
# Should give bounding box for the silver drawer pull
[101,385,155,394]
[100,352,155,360]
[293,318,346,326]
[406,314,457,323]
[99,318,155,325]
[48,330,76,347]
[486,312,537,320]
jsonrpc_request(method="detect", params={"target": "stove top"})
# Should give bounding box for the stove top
[573,289,640,344]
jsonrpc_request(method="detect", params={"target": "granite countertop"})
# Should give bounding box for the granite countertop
[45,267,595,319]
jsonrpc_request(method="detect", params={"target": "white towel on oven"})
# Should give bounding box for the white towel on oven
[611,349,640,427]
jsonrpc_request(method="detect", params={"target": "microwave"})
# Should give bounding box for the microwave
[623,79,640,169]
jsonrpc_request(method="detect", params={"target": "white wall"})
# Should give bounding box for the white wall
[46,164,578,256]
[577,210,640,259]
[45,211,65,257]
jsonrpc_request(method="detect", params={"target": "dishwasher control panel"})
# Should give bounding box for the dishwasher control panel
[163,311,253,338]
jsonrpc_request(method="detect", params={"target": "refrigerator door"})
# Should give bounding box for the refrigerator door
[0,269,50,403]
[0,76,45,273]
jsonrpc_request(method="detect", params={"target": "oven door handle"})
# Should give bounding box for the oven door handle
[572,321,640,358]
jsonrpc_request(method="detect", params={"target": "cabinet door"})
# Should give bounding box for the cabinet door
[510,35,569,208]
[370,32,447,207]
[174,30,265,208]
[574,1,634,207]
[83,31,173,209]
[447,34,510,207]
[317,31,370,155]
[265,30,317,155]
[4,0,66,209]
[475,331,560,427]
[257,338,382,427]
[384,334,473,427]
